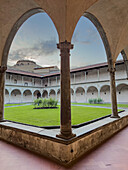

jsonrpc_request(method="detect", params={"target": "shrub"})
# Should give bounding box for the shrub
[88,99,93,104]
[97,98,103,104]
[88,98,103,104]
[93,98,97,104]
[33,98,58,108]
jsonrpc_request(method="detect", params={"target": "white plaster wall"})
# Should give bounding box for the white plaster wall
[76,88,85,103]
[115,65,127,80]
[100,86,110,103]
[99,68,109,81]
[5,89,9,104]
[11,93,21,103]
[87,87,98,102]
[86,70,98,82]
[23,91,32,103]
[117,85,128,103]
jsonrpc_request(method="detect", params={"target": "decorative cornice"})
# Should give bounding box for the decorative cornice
[57,40,73,50]
[107,67,116,73]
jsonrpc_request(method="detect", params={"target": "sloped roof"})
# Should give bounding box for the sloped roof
[6,60,124,78]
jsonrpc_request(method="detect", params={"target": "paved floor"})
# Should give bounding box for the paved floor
[0,126,128,170]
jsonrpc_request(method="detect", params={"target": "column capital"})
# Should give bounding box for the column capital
[0,65,7,73]
[107,67,116,73]
[57,40,73,50]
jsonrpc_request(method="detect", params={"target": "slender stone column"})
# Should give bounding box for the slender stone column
[56,40,76,139]
[121,50,128,79]
[0,66,7,121]
[108,67,120,118]
[85,72,86,82]
[74,73,75,83]
[56,76,58,85]
[97,69,100,81]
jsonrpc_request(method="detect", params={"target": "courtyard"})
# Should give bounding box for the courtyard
[4,103,124,126]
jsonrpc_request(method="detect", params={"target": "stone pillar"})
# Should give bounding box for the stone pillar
[85,72,86,82]
[121,50,128,79]
[21,92,23,103]
[85,90,87,103]
[56,76,58,85]
[22,76,24,86]
[56,40,76,139]
[9,93,11,104]
[48,78,49,86]
[97,69,100,81]
[74,73,75,83]
[124,60,128,79]
[108,67,120,118]
[0,66,7,121]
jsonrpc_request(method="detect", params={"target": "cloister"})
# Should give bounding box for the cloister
[5,60,128,104]
[0,0,128,166]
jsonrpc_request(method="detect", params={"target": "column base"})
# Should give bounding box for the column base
[110,115,120,118]
[56,133,76,140]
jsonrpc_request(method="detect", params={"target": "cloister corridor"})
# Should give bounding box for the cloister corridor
[0,125,128,170]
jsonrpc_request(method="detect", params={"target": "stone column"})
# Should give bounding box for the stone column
[0,66,7,121]
[47,78,49,86]
[56,40,76,139]
[56,76,58,85]
[108,67,120,118]
[121,50,128,79]
[85,72,86,82]
[97,69,100,81]
[74,73,75,83]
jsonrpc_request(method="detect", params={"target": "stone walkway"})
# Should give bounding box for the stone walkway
[5,104,31,108]
[0,126,128,170]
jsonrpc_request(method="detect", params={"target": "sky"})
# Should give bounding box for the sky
[8,13,122,69]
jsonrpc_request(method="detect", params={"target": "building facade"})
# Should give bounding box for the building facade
[5,61,128,104]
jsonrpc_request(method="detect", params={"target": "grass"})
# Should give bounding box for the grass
[72,103,128,108]
[5,103,27,106]
[4,105,121,126]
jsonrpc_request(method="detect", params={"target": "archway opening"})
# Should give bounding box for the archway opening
[5,89,9,104]
[23,90,32,103]
[75,87,85,103]
[42,90,48,98]
[11,89,21,103]
[87,86,98,102]
[100,85,110,103]
[34,90,41,100]
[49,90,56,99]
[117,84,128,104]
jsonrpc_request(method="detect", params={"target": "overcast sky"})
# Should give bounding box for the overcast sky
[8,13,122,69]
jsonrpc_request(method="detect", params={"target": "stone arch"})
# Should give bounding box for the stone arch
[49,89,56,99]
[84,12,112,66]
[42,90,48,98]
[5,89,9,104]
[23,90,32,103]
[57,89,60,102]
[116,84,128,103]
[75,87,85,103]
[33,90,41,100]
[100,85,110,103]
[11,89,21,103]
[87,86,98,102]
[1,7,59,67]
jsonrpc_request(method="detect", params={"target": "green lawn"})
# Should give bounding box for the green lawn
[5,103,27,106]
[4,105,118,126]
[72,103,128,108]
